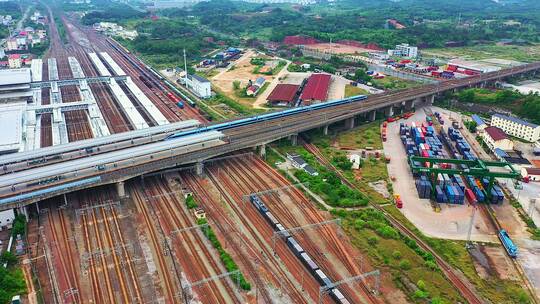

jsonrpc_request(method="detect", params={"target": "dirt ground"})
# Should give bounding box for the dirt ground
[211,50,275,101]
[304,43,372,55]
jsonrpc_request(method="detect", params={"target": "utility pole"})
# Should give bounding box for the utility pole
[183,48,188,85]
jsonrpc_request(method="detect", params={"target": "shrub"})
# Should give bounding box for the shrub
[417,279,426,291]
[392,250,402,260]
[367,236,378,245]
[185,196,198,209]
[399,259,411,270]
[11,214,26,237]
[413,289,428,299]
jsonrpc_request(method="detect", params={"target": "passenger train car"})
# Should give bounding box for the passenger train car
[249,194,351,304]
[166,95,368,140]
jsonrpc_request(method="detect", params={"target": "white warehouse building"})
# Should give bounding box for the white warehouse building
[491,113,540,142]
[186,74,211,98]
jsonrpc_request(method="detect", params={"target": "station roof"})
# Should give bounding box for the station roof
[0,105,23,154]
[0,68,31,87]
[493,113,538,129]
[267,84,299,103]
[300,74,331,102]
[485,126,508,141]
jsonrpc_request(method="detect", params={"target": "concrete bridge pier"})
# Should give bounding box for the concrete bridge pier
[289,134,298,146]
[344,117,355,130]
[17,206,28,218]
[368,110,376,121]
[427,94,435,105]
[323,124,330,136]
[259,144,266,157]
[384,106,394,117]
[405,99,415,112]
[195,162,204,176]
[116,181,126,198]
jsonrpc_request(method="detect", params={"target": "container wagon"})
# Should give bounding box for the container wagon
[248,194,350,304]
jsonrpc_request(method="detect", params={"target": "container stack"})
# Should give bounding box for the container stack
[416,175,432,199]
[480,178,505,204]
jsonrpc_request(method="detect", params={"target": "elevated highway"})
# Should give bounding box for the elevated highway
[0,61,539,211]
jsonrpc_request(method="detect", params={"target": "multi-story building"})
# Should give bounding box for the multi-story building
[389,43,418,58]
[491,113,540,142]
[481,126,514,152]
[186,74,211,98]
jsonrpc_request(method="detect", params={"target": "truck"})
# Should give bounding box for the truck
[394,194,403,208]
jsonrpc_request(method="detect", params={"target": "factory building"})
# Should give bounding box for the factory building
[491,113,540,142]
[266,84,300,107]
[185,74,211,98]
[299,74,331,104]
[481,126,514,152]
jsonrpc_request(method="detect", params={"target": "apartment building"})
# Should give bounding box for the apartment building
[491,113,540,142]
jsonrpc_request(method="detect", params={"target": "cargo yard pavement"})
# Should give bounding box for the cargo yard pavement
[384,109,496,242]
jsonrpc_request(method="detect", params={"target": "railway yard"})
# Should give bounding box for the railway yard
[2,3,540,304]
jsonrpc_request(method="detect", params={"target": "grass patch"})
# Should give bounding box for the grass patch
[197,218,251,290]
[273,142,369,208]
[332,209,462,303]
[372,76,420,90]
[337,120,383,150]
[344,84,369,97]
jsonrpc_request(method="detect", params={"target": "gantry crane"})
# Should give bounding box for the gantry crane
[408,156,522,198]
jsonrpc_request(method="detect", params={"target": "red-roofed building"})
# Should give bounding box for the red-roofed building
[482,126,514,152]
[300,74,331,103]
[283,35,319,46]
[267,84,300,106]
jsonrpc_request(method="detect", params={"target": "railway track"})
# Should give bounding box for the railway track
[130,186,179,303]
[44,204,80,303]
[142,178,240,303]
[480,202,539,304]
[182,174,282,303]
[302,141,485,304]
[230,156,380,304]
[189,167,321,303]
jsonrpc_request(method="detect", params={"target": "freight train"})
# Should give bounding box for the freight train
[498,229,518,258]
[166,95,368,140]
[249,194,351,304]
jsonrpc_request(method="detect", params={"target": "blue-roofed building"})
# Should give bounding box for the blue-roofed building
[494,148,509,160]
[491,113,540,142]
[471,114,487,132]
